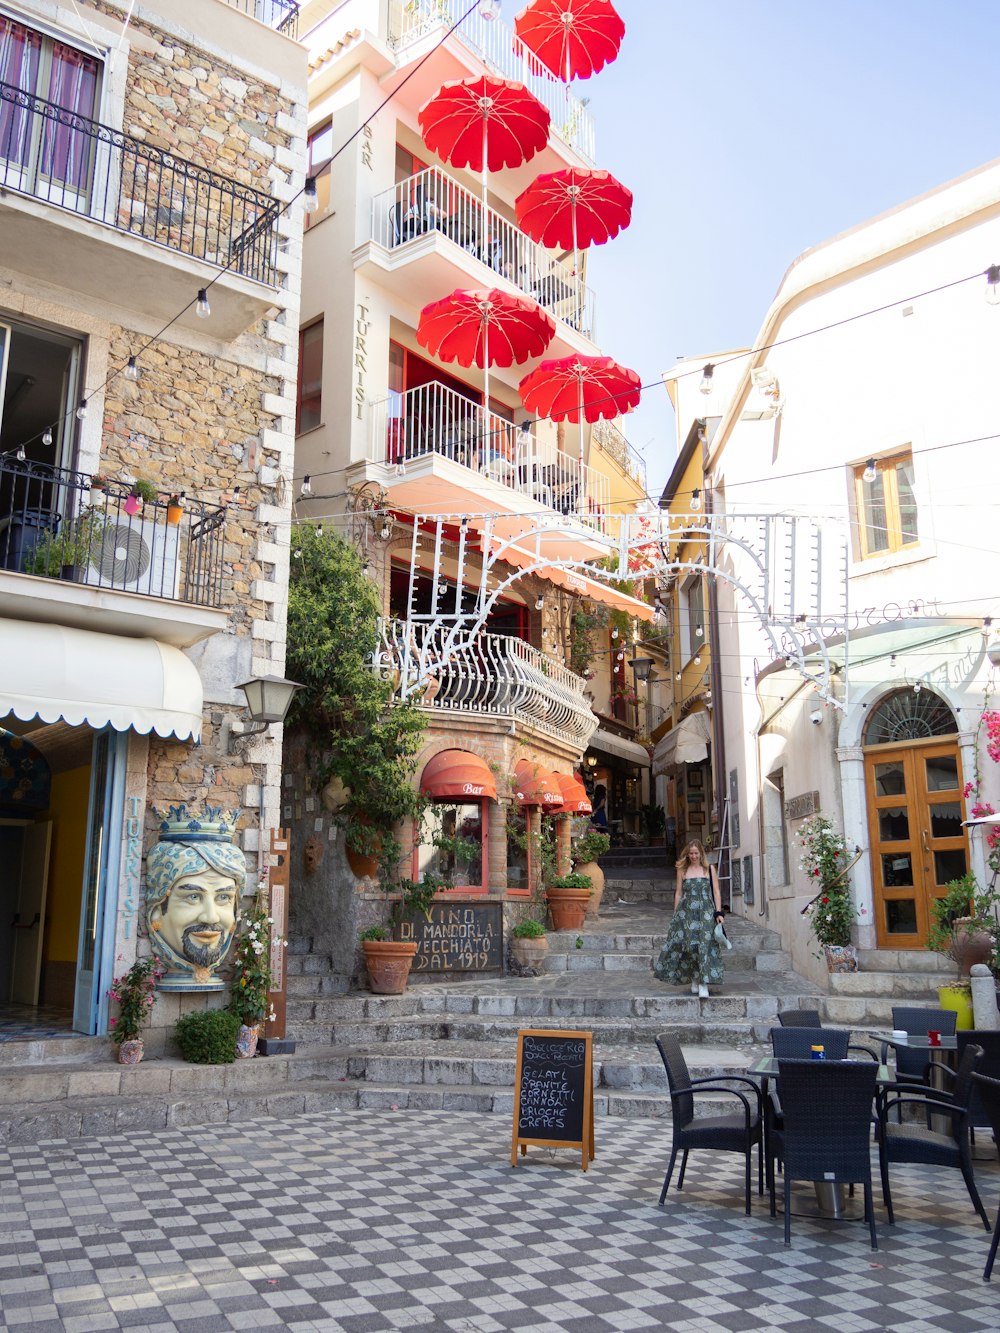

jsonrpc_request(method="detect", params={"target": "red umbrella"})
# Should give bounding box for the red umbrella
[417,288,555,428]
[519,353,641,463]
[514,0,625,82]
[418,75,550,220]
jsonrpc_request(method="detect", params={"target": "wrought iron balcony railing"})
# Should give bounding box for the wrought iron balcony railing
[371,166,595,337]
[376,621,599,747]
[0,80,280,286]
[387,0,596,163]
[0,457,227,607]
[222,0,300,37]
[369,380,612,532]
[592,417,647,491]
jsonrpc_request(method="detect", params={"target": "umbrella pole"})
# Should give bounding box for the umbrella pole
[578,372,584,468]
[482,308,490,463]
[571,200,579,330]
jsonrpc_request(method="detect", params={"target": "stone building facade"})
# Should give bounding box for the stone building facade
[0,0,306,1045]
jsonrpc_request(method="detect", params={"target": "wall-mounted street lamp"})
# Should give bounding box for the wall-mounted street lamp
[228,675,303,753]
[630,655,655,683]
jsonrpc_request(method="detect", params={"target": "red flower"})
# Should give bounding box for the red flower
[821,896,830,904]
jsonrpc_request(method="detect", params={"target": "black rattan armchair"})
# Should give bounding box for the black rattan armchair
[971,1072,1000,1280]
[655,1032,764,1215]
[877,1040,989,1229]
[770,1058,880,1249]
[778,1010,823,1028]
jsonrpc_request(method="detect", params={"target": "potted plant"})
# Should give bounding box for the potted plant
[228,899,281,1058]
[360,871,440,994]
[166,493,185,525]
[572,829,610,919]
[640,802,667,846]
[125,478,158,515]
[510,917,548,971]
[927,872,998,978]
[107,953,163,1064]
[797,813,859,971]
[89,473,110,492]
[28,509,105,581]
[545,870,592,932]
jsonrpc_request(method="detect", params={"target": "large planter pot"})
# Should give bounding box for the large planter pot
[938,983,975,1030]
[545,886,591,932]
[362,939,418,994]
[511,936,549,971]
[949,923,994,977]
[576,861,606,919]
[117,1038,144,1066]
[235,1023,261,1059]
[823,943,859,974]
[346,844,379,879]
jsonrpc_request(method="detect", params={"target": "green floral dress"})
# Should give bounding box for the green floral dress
[653,876,724,986]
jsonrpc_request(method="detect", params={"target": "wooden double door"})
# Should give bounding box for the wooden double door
[865,738,969,950]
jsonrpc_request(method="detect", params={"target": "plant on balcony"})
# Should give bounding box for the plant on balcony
[89,474,110,491]
[286,524,426,880]
[131,479,158,504]
[28,509,105,579]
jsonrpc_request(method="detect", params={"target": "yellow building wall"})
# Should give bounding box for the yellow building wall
[43,765,90,965]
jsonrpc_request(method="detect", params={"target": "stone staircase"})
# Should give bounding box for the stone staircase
[819,948,959,1027]
[0,854,831,1144]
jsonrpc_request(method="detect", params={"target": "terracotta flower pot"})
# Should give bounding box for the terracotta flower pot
[236,1023,260,1058]
[545,886,591,932]
[362,939,418,994]
[511,936,549,970]
[950,923,994,977]
[117,1038,144,1066]
[576,860,605,919]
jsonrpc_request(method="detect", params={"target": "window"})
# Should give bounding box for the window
[853,452,918,558]
[682,574,705,662]
[417,802,484,890]
[762,770,788,889]
[304,122,333,227]
[0,16,101,196]
[296,321,323,434]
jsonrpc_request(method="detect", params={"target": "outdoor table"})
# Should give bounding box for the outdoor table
[877,1032,957,1133]
[750,1056,890,1220]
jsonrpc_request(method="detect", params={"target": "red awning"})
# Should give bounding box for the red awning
[421,750,497,800]
[553,772,592,815]
[513,760,562,807]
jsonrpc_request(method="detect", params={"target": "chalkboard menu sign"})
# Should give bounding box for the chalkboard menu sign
[399,900,503,973]
[511,1029,595,1170]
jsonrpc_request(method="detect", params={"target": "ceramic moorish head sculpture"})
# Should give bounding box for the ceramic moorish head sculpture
[145,804,245,991]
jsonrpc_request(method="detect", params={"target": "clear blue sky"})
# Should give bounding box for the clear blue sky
[525,0,1000,498]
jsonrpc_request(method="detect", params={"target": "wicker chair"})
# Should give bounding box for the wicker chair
[778,1010,823,1028]
[880,1006,958,1090]
[956,1031,1000,1143]
[971,1073,1000,1280]
[877,1040,989,1229]
[655,1032,763,1215]
[770,1027,848,1059]
[771,1058,880,1249]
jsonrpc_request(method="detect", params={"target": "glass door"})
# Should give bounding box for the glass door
[72,728,127,1034]
[865,740,968,949]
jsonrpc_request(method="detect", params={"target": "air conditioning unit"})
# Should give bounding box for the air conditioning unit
[82,518,181,598]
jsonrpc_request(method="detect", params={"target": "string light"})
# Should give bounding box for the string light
[862,458,877,484]
[699,363,715,396]
[76,398,88,420]
[987,264,1000,306]
[303,176,318,212]
[124,357,140,382]
[41,429,53,447]
[535,595,544,610]
[196,289,211,319]
[695,624,704,638]
[690,488,702,511]
[299,475,313,497]
[479,0,500,16]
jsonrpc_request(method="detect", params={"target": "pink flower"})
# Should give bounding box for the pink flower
[109,1017,117,1027]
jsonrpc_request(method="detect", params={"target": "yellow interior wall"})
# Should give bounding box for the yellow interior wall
[43,765,90,964]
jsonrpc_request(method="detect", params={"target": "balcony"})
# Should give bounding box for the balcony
[0,458,228,648]
[0,81,281,338]
[592,418,647,491]
[377,620,598,748]
[369,380,612,552]
[387,0,595,163]
[222,0,300,36]
[365,166,595,344]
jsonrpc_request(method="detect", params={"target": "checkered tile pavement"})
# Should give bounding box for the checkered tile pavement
[1,1109,998,1332]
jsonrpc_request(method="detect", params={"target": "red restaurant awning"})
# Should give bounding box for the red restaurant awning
[513,760,562,807]
[553,772,591,815]
[421,750,497,800]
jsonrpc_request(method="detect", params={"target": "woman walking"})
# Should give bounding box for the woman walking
[653,839,725,998]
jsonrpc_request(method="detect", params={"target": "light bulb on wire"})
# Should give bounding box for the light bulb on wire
[479,0,500,17]
[699,363,714,396]
[986,264,1000,306]
[862,458,877,484]
[303,175,318,212]
[299,474,312,497]
[124,356,140,382]
[690,488,702,511]
[76,398,88,421]
[196,288,211,319]
[42,428,53,447]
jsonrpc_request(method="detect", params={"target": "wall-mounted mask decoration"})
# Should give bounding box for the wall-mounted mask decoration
[303,834,324,874]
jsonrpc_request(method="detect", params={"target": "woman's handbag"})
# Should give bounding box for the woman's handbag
[713,920,732,950]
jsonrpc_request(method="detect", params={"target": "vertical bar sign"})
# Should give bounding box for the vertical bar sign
[511,1029,595,1171]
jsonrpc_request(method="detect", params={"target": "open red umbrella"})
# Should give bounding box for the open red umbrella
[418,75,550,221]
[417,288,555,430]
[514,0,625,82]
[519,353,641,463]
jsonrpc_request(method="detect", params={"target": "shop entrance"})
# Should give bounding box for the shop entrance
[863,690,968,950]
[0,720,126,1038]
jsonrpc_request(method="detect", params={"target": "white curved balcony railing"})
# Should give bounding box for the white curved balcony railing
[592,418,647,490]
[376,621,599,747]
[371,166,595,339]
[370,380,611,530]
[387,1,596,163]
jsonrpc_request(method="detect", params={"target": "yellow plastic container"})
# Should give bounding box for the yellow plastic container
[937,984,974,1030]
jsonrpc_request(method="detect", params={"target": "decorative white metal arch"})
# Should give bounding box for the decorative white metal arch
[376,507,850,708]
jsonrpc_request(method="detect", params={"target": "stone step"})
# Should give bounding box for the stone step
[820,995,945,1027]
[827,971,946,999]
[857,949,957,977]
[0,1034,106,1065]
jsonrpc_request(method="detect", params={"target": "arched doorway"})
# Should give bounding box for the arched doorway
[863,688,969,949]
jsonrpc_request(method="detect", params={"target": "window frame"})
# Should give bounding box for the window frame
[296,319,323,436]
[852,451,919,560]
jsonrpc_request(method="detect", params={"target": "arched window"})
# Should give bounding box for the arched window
[863,689,956,746]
